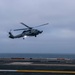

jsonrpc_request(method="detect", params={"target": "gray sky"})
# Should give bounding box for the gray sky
[0,0,75,53]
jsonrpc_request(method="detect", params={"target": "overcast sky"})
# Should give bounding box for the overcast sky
[0,0,75,53]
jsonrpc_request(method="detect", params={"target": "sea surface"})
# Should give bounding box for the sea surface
[0,53,75,59]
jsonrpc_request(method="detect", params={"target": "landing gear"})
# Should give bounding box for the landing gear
[35,35,37,37]
[23,38,24,39]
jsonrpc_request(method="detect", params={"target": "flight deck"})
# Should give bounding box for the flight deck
[0,57,75,75]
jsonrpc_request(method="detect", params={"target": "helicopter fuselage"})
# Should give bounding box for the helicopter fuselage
[22,29,43,36]
[9,29,43,39]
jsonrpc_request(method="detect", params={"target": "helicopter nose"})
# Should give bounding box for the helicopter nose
[39,31,43,33]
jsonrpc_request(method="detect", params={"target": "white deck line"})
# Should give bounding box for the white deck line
[6,62,33,65]
[0,70,16,72]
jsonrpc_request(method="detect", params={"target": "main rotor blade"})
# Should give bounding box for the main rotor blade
[34,23,49,28]
[14,28,27,31]
[20,22,31,28]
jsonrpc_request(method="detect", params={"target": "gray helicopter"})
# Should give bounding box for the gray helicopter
[9,22,49,39]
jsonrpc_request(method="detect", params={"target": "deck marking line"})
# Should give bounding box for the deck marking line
[17,70,75,74]
[0,70,16,72]
[0,70,75,74]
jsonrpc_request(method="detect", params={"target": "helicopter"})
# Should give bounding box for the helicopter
[9,22,49,39]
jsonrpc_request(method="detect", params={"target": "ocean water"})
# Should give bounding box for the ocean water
[0,53,75,59]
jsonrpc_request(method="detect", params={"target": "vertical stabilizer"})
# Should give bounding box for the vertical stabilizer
[9,32,14,39]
